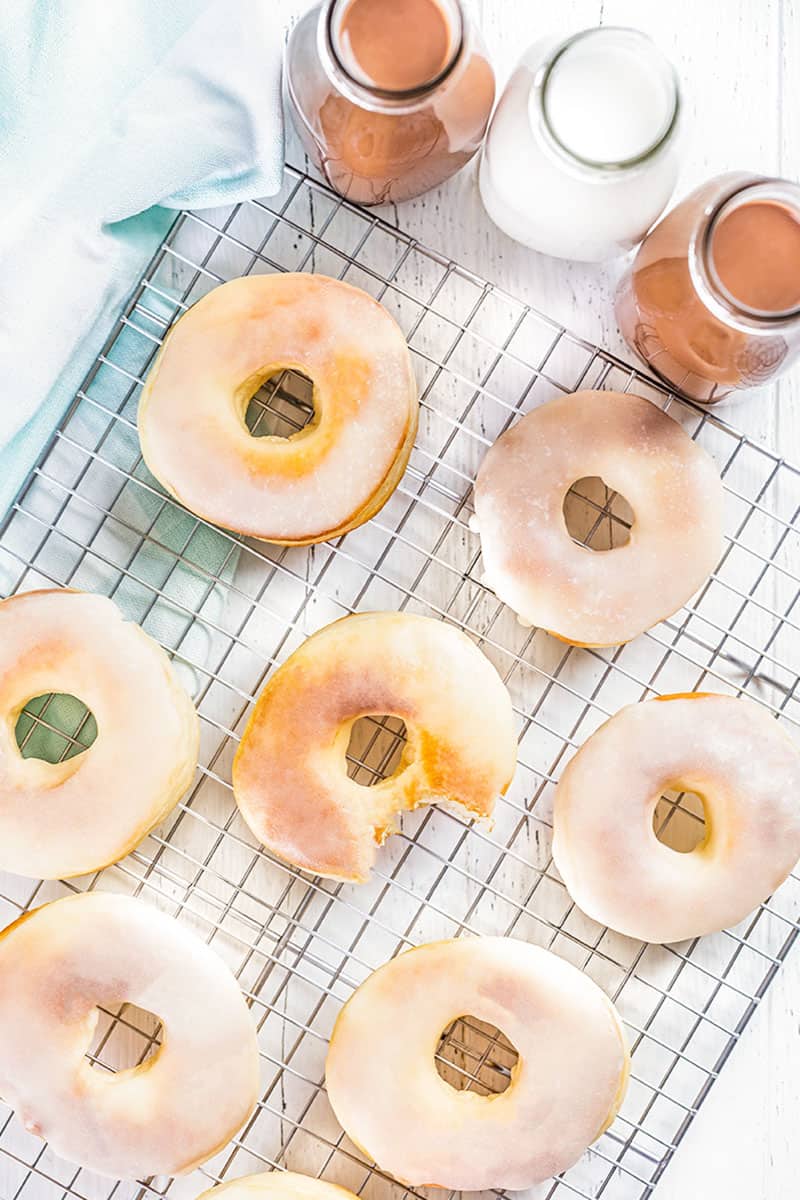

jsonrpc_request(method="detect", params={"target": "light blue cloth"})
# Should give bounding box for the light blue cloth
[0,0,288,519]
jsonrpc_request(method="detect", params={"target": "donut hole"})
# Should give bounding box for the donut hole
[653,788,708,853]
[15,693,97,763]
[563,477,634,551]
[245,368,316,439]
[86,1002,163,1075]
[435,1015,518,1095]
[346,715,408,785]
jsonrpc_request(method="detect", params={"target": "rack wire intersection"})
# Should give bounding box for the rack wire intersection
[1,164,799,1200]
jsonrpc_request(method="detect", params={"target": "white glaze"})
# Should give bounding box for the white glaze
[232,612,517,882]
[138,273,418,544]
[0,892,260,1178]
[194,1170,360,1200]
[0,589,199,879]
[552,694,800,943]
[325,937,629,1190]
[472,390,724,646]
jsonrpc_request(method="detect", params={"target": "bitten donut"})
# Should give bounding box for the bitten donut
[325,937,629,1190]
[552,693,800,943]
[0,892,259,1178]
[0,589,199,879]
[194,1171,359,1200]
[138,273,418,544]
[472,390,724,646]
[233,612,517,882]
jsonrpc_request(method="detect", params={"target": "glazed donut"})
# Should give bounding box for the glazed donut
[0,589,199,879]
[232,612,517,882]
[138,273,418,545]
[194,1171,359,1200]
[0,892,259,1178]
[325,937,629,1190]
[472,390,724,646]
[552,693,800,943]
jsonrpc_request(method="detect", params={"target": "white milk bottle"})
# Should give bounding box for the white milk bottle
[479,27,682,262]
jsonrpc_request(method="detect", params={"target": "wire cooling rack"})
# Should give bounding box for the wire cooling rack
[1,163,799,1200]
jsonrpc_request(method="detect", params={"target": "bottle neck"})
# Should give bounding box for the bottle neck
[534,26,680,175]
[693,178,800,330]
[322,0,465,107]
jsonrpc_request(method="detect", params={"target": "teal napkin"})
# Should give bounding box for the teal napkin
[0,0,287,519]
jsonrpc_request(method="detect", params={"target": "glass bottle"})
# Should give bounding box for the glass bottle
[284,0,496,206]
[479,27,681,262]
[616,173,800,403]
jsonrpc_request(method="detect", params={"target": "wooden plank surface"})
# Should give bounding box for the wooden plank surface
[281,0,800,1195]
[1,3,795,1199]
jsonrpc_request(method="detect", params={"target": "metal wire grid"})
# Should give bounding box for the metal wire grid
[0,162,799,1200]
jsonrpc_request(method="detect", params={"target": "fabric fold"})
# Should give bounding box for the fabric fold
[0,0,290,518]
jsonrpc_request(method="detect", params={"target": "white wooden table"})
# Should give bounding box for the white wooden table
[283,1,800,1197]
[0,4,793,1199]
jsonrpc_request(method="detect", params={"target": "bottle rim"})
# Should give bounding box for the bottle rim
[697,178,800,323]
[324,0,465,103]
[537,26,681,173]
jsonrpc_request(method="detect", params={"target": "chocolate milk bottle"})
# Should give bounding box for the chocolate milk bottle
[616,173,800,403]
[285,0,495,205]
